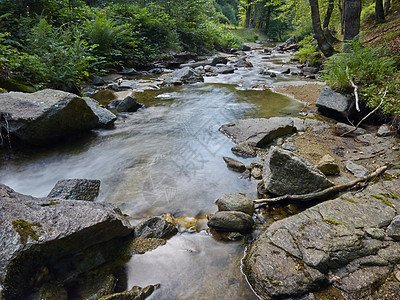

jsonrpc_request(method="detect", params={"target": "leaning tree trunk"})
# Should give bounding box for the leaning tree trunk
[323,0,340,44]
[375,0,385,21]
[264,6,272,36]
[309,0,334,57]
[339,0,345,35]
[343,0,361,42]
[384,0,391,13]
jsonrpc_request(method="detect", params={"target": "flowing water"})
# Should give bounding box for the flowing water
[0,46,306,299]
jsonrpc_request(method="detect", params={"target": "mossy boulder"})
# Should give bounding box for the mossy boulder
[0,183,132,299]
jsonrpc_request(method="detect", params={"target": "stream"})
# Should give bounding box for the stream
[0,44,308,299]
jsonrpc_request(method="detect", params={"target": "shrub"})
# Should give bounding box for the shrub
[295,34,321,66]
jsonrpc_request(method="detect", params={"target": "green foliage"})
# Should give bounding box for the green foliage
[85,14,121,53]
[321,41,396,91]
[295,34,321,66]
[321,41,399,115]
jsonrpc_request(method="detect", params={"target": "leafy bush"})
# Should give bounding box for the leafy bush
[295,34,321,66]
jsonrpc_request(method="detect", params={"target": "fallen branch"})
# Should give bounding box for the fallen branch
[346,66,360,112]
[254,165,388,207]
[341,87,388,137]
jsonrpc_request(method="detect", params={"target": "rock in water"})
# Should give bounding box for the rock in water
[171,67,204,84]
[48,179,101,201]
[108,95,143,113]
[231,142,256,158]
[0,89,99,146]
[223,156,246,173]
[216,193,254,216]
[134,217,177,239]
[207,211,254,233]
[0,183,132,299]
[263,146,334,195]
[83,98,117,129]
[220,117,295,147]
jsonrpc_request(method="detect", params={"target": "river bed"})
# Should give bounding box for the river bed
[0,45,309,299]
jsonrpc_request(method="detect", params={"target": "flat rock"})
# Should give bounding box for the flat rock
[0,184,132,299]
[263,146,334,196]
[334,122,367,136]
[0,89,99,146]
[316,86,353,116]
[207,211,254,233]
[244,196,397,299]
[216,66,235,74]
[215,193,254,215]
[211,56,228,66]
[377,124,392,137]
[220,117,296,147]
[134,217,177,239]
[223,156,246,173]
[346,160,368,178]
[231,142,256,158]
[47,179,101,201]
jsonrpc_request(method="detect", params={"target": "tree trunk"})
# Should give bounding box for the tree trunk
[245,0,252,28]
[309,0,334,57]
[264,6,272,36]
[343,0,361,42]
[384,0,391,13]
[339,0,345,35]
[323,0,340,44]
[375,0,385,21]
[250,3,257,28]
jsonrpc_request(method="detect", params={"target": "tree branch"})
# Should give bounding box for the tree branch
[254,165,388,207]
[346,66,360,112]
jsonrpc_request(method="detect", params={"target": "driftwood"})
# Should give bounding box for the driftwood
[346,66,360,112]
[341,87,387,137]
[254,165,388,207]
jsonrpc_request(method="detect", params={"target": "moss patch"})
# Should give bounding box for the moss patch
[12,219,43,245]
[371,194,395,208]
[323,219,343,226]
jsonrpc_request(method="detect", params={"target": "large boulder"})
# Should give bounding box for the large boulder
[83,97,117,128]
[47,179,101,201]
[263,146,334,196]
[0,183,132,299]
[0,89,99,146]
[220,117,296,147]
[244,196,398,299]
[316,86,353,118]
[171,67,204,84]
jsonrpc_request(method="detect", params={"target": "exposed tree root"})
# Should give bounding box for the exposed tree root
[254,165,388,207]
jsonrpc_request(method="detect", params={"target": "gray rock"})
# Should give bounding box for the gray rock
[302,67,319,75]
[216,66,235,74]
[269,71,277,77]
[216,193,254,215]
[108,95,143,112]
[211,56,228,66]
[251,167,263,180]
[134,217,177,239]
[207,211,254,233]
[83,98,117,128]
[316,154,340,176]
[334,122,367,136]
[171,67,204,84]
[281,68,291,74]
[92,76,106,86]
[242,45,251,51]
[250,158,264,169]
[0,184,132,299]
[120,68,137,75]
[346,160,368,178]
[282,143,298,151]
[387,215,400,241]
[223,156,246,173]
[263,146,334,196]
[234,58,253,67]
[47,179,101,201]
[73,272,117,300]
[0,89,99,146]
[231,142,256,158]
[316,86,353,116]
[220,117,296,147]
[244,195,397,298]
[149,68,164,74]
[377,124,392,137]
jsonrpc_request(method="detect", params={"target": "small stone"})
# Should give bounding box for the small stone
[346,160,368,178]
[134,217,177,239]
[231,142,257,158]
[377,124,392,137]
[252,168,263,180]
[223,157,246,173]
[207,211,254,233]
[216,193,254,215]
[316,155,340,176]
[282,143,298,151]
[387,215,400,241]
[281,68,290,74]
[250,159,264,169]
[334,123,367,136]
